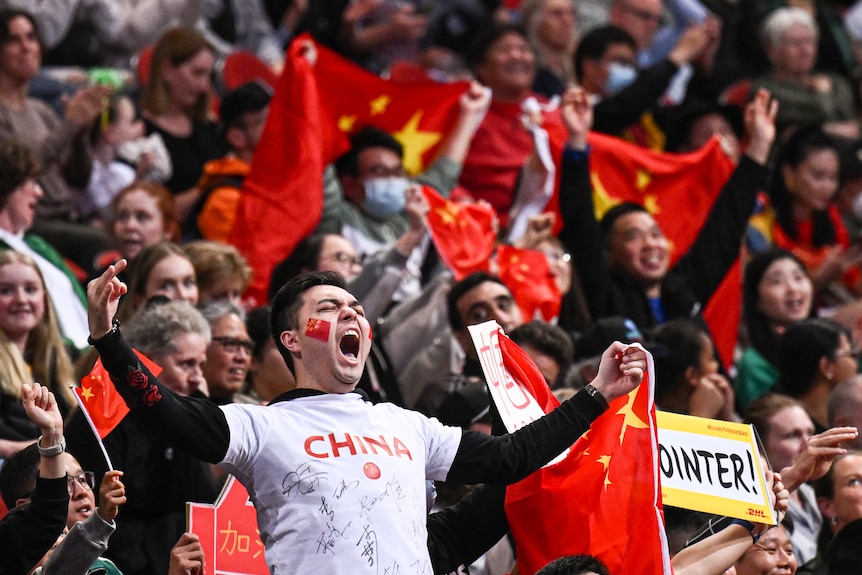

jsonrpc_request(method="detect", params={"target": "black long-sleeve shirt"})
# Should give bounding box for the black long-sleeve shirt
[0,477,69,575]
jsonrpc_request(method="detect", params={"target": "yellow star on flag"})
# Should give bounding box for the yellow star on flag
[604,471,613,490]
[590,172,617,222]
[616,389,648,445]
[337,114,357,133]
[434,204,458,226]
[635,168,652,191]
[80,386,94,401]
[597,454,612,471]
[369,94,391,116]
[393,110,441,174]
[644,193,659,215]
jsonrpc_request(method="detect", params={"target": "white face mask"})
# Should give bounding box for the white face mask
[604,62,637,96]
[362,177,409,219]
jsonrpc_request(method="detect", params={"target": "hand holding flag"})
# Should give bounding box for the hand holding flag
[590,342,647,404]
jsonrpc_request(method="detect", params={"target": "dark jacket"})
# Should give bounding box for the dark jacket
[558,148,768,332]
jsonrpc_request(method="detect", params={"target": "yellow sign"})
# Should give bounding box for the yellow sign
[657,412,776,524]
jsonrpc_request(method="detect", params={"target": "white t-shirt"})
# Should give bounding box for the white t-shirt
[220,393,462,575]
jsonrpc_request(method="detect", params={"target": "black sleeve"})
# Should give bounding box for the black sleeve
[446,388,606,485]
[557,150,612,319]
[592,60,678,137]
[0,476,69,575]
[427,484,509,575]
[92,329,231,464]
[671,155,768,304]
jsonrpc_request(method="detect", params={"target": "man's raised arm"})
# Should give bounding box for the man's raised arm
[87,260,230,464]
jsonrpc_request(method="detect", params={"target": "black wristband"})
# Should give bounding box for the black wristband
[583,384,609,409]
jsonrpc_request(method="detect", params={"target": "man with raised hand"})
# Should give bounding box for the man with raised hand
[87,262,646,575]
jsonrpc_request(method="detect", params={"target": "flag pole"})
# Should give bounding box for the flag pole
[72,388,115,471]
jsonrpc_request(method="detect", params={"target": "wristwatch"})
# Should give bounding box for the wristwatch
[583,384,609,409]
[37,435,66,458]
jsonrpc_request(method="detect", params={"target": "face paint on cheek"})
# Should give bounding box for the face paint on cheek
[368,325,373,341]
[305,318,331,342]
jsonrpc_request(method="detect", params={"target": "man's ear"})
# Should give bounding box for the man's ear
[281,330,301,354]
[14,497,30,508]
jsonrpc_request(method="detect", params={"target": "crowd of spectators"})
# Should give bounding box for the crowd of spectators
[2,0,862,574]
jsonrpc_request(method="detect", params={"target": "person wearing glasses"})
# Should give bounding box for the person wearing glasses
[1,441,127,575]
[199,300,254,405]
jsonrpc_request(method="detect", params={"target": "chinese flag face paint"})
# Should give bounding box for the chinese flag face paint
[305,318,331,342]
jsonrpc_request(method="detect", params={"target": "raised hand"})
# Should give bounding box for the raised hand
[86,259,128,340]
[561,86,593,150]
[743,88,778,165]
[781,426,858,491]
[97,470,127,523]
[22,383,63,440]
[590,342,647,403]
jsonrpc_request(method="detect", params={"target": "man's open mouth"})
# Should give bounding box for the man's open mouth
[340,329,360,358]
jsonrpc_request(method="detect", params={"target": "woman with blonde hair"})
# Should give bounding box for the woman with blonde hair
[141,27,227,221]
[184,240,251,308]
[0,251,76,445]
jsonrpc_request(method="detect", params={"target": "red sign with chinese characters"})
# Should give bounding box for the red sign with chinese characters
[188,476,267,575]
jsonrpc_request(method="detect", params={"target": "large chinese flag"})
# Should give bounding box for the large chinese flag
[500,337,671,575]
[76,350,162,439]
[587,132,739,367]
[230,36,468,304]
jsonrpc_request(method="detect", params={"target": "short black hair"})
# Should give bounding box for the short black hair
[219,80,272,133]
[0,139,39,209]
[651,319,709,401]
[465,22,529,71]
[334,127,403,179]
[574,25,636,82]
[0,443,39,509]
[535,555,610,575]
[776,318,848,398]
[0,9,41,47]
[599,201,648,240]
[446,271,510,333]
[509,320,574,388]
[271,271,347,375]
[245,304,273,360]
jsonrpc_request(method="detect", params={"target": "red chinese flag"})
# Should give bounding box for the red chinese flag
[312,39,469,176]
[229,39,334,305]
[496,244,561,322]
[230,35,469,304]
[76,350,162,439]
[587,132,740,366]
[501,340,671,575]
[423,186,496,280]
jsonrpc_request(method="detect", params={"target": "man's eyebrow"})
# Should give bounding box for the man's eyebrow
[467,302,491,315]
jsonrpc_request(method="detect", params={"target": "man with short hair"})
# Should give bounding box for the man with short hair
[87,261,647,575]
[575,23,714,148]
[557,82,776,336]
